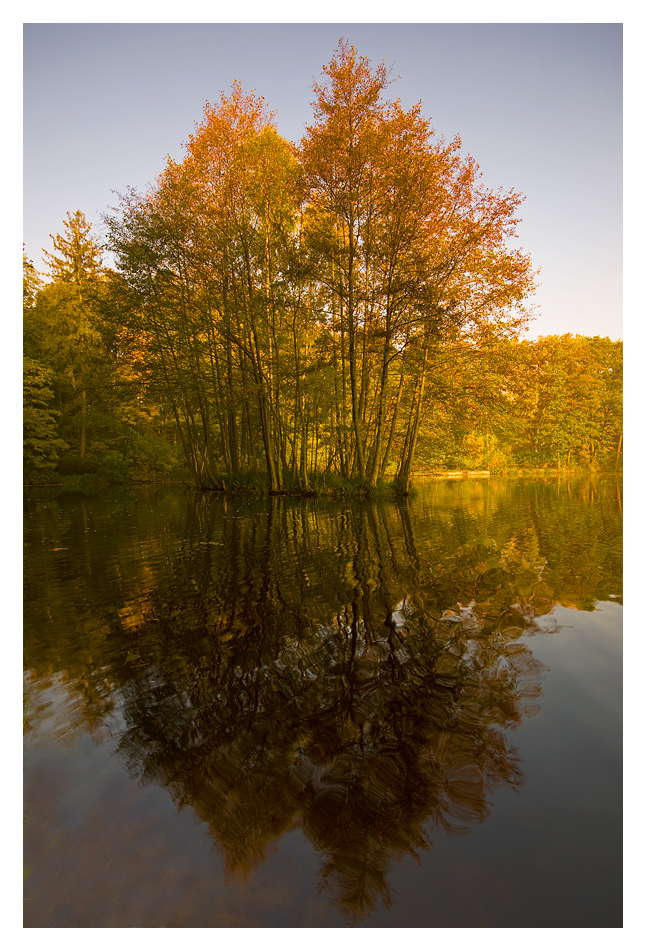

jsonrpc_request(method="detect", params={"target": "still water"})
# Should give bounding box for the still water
[23,478,622,927]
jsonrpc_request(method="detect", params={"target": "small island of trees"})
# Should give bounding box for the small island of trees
[23,43,622,493]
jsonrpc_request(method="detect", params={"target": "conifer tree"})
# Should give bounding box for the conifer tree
[43,209,103,288]
[36,212,105,459]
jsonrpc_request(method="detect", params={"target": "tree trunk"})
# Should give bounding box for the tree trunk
[398,341,429,491]
[347,225,365,480]
[380,354,406,479]
[368,317,393,485]
[80,389,86,458]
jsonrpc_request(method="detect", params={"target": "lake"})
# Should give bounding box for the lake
[23,477,622,927]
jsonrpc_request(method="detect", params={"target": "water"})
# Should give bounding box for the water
[23,477,622,927]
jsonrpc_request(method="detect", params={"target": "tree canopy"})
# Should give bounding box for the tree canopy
[24,43,621,488]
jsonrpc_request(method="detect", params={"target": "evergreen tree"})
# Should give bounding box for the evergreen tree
[23,254,68,477]
[35,211,105,461]
[42,209,103,288]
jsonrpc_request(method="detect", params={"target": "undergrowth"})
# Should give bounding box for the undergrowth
[195,470,413,499]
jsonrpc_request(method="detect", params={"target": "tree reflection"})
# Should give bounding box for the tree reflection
[24,479,621,921]
[114,497,544,921]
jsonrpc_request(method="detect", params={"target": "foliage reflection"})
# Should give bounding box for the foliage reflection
[23,479,622,921]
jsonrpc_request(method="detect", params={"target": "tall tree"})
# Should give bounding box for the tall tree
[34,212,107,460]
[301,41,536,488]
[42,209,103,288]
[106,86,308,491]
[23,254,68,477]
[301,42,391,480]
[105,47,539,491]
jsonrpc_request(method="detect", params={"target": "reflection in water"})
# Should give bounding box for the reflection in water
[23,479,622,923]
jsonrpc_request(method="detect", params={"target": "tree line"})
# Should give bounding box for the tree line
[23,43,622,489]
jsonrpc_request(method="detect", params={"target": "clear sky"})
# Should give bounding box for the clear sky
[23,20,622,341]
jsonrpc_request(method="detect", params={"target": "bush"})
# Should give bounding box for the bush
[56,453,101,476]
[126,430,186,480]
[98,452,132,483]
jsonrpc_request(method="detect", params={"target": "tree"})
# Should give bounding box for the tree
[28,211,172,478]
[23,357,68,477]
[106,85,311,491]
[300,41,536,488]
[105,45,538,491]
[23,254,68,477]
[42,209,103,288]
[487,334,623,470]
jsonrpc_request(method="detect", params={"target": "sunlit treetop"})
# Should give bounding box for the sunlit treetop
[43,209,103,287]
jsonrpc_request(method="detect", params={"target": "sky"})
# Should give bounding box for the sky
[23,20,623,342]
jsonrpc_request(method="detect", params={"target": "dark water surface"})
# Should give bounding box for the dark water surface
[23,478,622,927]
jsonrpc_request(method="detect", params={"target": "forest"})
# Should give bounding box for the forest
[23,43,622,492]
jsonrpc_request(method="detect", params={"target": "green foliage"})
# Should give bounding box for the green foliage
[125,430,186,480]
[23,252,42,315]
[55,453,100,476]
[98,452,132,483]
[495,335,623,469]
[24,212,186,485]
[42,209,103,287]
[407,334,622,475]
[23,357,68,478]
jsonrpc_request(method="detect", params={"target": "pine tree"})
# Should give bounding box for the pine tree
[37,212,105,458]
[42,209,103,288]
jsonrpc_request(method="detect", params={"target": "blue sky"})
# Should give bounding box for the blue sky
[23,20,622,341]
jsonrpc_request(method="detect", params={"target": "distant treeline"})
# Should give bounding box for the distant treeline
[23,44,621,489]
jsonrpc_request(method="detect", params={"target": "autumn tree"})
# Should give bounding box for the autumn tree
[106,85,314,491]
[300,42,536,488]
[105,45,539,492]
